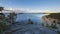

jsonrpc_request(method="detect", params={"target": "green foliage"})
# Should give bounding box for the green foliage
[30,21,33,24]
[50,23,58,29]
[0,29,3,33]
[47,13,60,20]
[8,12,17,24]
[0,22,9,31]
[0,13,5,20]
[28,19,34,24]
[0,13,9,33]
[41,23,44,26]
[0,7,4,11]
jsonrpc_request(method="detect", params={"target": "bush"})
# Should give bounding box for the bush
[0,7,4,11]
[0,29,3,33]
[41,23,44,26]
[28,19,34,24]
[30,21,34,24]
[50,24,58,29]
[0,22,9,31]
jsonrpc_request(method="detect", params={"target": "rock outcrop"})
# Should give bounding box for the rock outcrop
[42,13,60,30]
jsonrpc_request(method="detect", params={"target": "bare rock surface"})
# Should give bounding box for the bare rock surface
[4,24,57,34]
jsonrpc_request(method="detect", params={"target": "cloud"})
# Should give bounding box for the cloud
[20,8,46,13]
[2,8,60,13]
[46,8,60,13]
[4,8,41,13]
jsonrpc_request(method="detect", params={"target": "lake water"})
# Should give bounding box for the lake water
[16,13,49,24]
[5,13,49,24]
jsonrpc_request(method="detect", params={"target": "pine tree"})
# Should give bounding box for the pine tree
[8,12,17,24]
[0,7,9,33]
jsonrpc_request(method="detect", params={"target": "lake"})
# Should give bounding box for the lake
[5,13,49,24]
[16,13,49,24]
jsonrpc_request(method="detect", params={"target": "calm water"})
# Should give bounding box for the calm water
[5,13,48,24]
[16,13,48,24]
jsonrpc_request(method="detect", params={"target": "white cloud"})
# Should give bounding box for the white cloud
[2,8,60,13]
[3,8,47,13]
[46,8,60,13]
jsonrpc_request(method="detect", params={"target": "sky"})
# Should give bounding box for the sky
[0,0,60,13]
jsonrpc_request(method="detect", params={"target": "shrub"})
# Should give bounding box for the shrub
[28,19,34,24]
[50,24,58,29]
[0,29,3,33]
[0,7,4,11]
[0,22,9,31]
[30,21,33,24]
[41,23,44,26]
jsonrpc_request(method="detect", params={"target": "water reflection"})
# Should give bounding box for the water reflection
[16,13,49,24]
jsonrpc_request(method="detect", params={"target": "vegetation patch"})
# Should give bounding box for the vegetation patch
[41,23,44,26]
[50,24,58,29]
[28,19,34,24]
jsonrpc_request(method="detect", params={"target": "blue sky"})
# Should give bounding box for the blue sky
[0,0,60,13]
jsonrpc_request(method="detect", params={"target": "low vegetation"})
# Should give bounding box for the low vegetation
[28,18,34,24]
[7,12,17,24]
[0,7,4,11]
[50,24,58,29]
[41,23,44,26]
[47,13,60,20]
[0,7,10,33]
[0,7,17,33]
